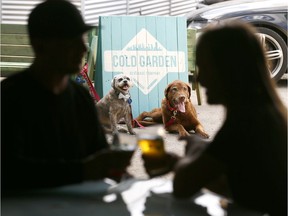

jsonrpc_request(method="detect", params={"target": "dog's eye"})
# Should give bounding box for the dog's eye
[118,78,123,82]
[172,87,178,91]
[126,77,130,81]
[183,87,187,91]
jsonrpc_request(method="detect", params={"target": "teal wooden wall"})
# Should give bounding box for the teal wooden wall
[95,16,188,117]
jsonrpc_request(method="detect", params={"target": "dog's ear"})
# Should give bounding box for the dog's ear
[186,83,192,98]
[164,83,172,99]
[111,76,116,88]
[126,76,133,87]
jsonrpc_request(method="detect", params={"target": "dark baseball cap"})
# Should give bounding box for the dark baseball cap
[28,0,93,39]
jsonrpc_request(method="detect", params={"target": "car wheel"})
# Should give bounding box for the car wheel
[256,27,287,82]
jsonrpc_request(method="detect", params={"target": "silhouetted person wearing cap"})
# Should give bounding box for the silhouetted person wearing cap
[1,0,133,194]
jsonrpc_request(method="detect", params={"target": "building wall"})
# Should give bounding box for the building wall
[1,0,197,25]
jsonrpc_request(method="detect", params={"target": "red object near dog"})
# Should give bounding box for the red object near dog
[79,63,100,102]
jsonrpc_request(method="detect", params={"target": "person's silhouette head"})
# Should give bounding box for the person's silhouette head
[28,0,92,75]
[196,22,274,106]
[28,0,92,39]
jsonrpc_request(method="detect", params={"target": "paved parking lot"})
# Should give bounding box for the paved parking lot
[127,75,288,180]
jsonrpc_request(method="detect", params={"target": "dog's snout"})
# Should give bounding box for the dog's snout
[123,80,128,83]
[179,95,186,102]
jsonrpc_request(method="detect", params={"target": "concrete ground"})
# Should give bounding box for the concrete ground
[125,75,288,180]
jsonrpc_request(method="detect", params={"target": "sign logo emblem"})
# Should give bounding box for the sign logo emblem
[104,28,185,94]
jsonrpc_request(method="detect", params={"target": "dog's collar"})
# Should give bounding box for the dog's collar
[118,92,130,100]
[165,99,177,128]
[118,92,132,104]
[166,99,178,112]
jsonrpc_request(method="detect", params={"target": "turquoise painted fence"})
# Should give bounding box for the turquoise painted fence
[95,16,188,117]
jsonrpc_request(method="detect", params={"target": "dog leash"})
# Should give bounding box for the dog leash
[79,63,101,102]
[127,102,145,128]
[165,99,178,128]
[133,118,145,128]
[165,111,177,127]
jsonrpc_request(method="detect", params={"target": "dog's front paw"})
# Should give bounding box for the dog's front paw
[195,126,210,139]
[128,130,136,135]
[179,130,190,137]
[199,131,210,139]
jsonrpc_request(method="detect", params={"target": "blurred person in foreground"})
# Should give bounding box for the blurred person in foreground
[1,0,133,195]
[143,22,287,216]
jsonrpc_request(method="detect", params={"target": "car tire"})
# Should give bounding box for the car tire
[256,27,287,82]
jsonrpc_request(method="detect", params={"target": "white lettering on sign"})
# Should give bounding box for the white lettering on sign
[104,28,186,94]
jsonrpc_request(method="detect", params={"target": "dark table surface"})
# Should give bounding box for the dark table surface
[2,177,263,216]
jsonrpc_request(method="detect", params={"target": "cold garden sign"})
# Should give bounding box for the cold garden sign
[95,16,188,117]
[104,28,185,94]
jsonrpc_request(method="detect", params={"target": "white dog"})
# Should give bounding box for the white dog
[97,74,135,135]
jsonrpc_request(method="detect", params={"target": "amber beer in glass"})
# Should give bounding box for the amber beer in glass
[137,126,168,176]
[137,133,165,158]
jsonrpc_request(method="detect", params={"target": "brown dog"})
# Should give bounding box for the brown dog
[135,80,209,138]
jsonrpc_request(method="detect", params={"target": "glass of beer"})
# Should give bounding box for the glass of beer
[137,133,165,157]
[137,126,168,176]
[111,132,137,152]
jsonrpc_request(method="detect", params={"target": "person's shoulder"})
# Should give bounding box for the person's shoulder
[1,70,29,91]
[69,80,89,94]
[1,70,31,110]
[69,80,95,101]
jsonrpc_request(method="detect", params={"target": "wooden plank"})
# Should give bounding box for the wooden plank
[95,17,109,97]
[176,17,188,82]
[87,26,98,43]
[1,34,30,45]
[187,28,196,72]
[1,24,28,34]
[145,16,160,112]
[1,45,34,57]
[0,24,99,78]
[102,16,114,97]
[1,56,34,63]
[165,17,179,84]
[0,62,31,67]
[120,16,140,117]
[155,16,168,108]
[87,35,98,80]
[0,24,31,77]
[1,67,28,77]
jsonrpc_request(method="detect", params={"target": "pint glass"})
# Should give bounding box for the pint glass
[137,126,169,176]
